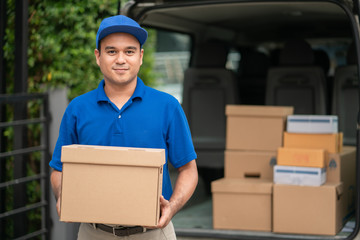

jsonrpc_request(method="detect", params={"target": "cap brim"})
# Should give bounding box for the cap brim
[97,25,148,49]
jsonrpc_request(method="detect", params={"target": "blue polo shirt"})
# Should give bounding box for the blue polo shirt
[49,77,197,200]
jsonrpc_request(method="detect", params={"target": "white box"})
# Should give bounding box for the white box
[287,115,338,134]
[274,165,326,186]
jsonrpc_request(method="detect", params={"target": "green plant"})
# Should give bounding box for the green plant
[1,1,162,238]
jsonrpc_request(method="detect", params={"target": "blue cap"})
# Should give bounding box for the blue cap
[96,15,148,49]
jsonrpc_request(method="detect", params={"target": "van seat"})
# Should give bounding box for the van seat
[239,50,270,105]
[265,39,327,114]
[332,42,358,145]
[182,41,239,168]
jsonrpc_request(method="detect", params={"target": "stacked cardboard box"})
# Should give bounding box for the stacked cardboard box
[274,147,327,186]
[273,115,356,235]
[212,105,294,232]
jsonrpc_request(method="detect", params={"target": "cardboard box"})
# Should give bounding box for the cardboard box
[283,132,343,153]
[212,178,272,231]
[287,115,338,134]
[60,144,165,226]
[273,183,344,235]
[327,146,356,219]
[224,150,276,179]
[226,105,294,151]
[277,147,326,168]
[274,165,326,186]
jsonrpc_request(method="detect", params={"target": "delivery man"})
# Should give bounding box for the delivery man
[49,15,198,240]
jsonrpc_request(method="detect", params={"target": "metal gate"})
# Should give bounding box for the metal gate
[0,93,50,240]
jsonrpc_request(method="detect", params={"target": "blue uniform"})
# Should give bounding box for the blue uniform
[49,78,197,200]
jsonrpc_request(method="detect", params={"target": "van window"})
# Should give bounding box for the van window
[226,48,241,72]
[150,29,192,103]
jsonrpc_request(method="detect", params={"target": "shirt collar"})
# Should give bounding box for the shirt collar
[96,77,145,103]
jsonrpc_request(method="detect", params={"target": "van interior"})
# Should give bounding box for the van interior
[124,0,359,239]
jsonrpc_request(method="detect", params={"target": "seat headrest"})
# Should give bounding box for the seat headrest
[347,41,357,65]
[279,39,314,66]
[314,49,330,75]
[193,41,229,68]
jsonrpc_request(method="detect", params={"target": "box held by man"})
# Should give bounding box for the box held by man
[60,144,165,227]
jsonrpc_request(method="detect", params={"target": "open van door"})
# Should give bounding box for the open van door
[123,0,360,239]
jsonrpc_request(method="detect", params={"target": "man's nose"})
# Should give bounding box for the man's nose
[116,52,126,63]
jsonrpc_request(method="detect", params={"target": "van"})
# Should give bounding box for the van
[122,0,360,239]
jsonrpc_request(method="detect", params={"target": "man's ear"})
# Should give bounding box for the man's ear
[140,48,144,66]
[94,49,100,66]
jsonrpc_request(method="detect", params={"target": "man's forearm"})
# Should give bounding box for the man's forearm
[156,159,198,228]
[169,159,198,215]
[51,170,62,200]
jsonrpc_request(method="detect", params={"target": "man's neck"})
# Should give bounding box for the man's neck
[104,79,137,110]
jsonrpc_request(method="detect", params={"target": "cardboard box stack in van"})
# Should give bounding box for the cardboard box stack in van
[212,105,293,232]
[273,115,356,235]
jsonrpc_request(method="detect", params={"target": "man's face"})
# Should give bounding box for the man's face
[94,32,143,87]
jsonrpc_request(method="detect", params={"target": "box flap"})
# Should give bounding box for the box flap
[211,178,272,194]
[226,105,293,117]
[320,182,343,195]
[61,144,165,167]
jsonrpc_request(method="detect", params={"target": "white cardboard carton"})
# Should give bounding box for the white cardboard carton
[287,115,338,134]
[274,165,326,186]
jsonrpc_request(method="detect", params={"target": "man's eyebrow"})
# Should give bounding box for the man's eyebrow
[104,46,138,50]
[104,46,116,50]
[126,46,138,50]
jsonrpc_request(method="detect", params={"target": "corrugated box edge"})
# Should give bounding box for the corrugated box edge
[61,144,166,167]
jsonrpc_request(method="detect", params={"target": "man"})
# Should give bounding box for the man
[49,15,198,239]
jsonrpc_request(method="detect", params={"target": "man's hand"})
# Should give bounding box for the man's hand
[51,170,63,217]
[153,160,198,229]
[157,196,176,228]
[56,194,61,217]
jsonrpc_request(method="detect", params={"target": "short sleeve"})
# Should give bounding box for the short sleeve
[49,103,79,171]
[166,103,197,168]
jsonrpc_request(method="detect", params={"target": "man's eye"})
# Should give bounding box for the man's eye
[107,50,116,54]
[126,50,135,55]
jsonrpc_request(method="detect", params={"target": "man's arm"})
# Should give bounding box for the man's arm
[50,169,62,217]
[157,159,198,228]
